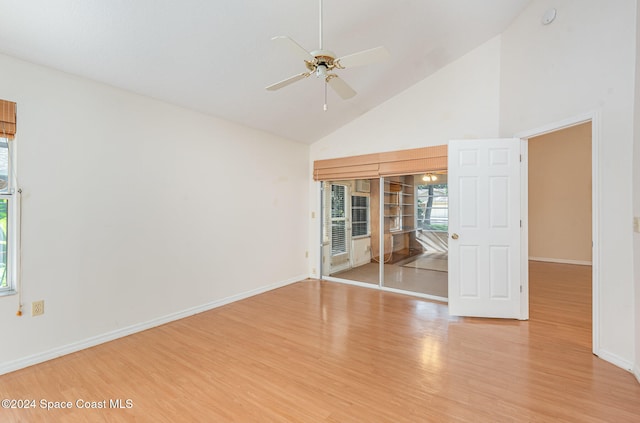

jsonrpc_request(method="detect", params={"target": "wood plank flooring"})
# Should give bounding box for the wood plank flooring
[0,262,639,422]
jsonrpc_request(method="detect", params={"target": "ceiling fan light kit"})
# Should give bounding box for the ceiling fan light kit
[266,0,389,108]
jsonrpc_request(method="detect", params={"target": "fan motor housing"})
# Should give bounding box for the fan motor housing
[307,49,337,71]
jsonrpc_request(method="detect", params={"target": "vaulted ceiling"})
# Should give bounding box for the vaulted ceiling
[0,0,531,143]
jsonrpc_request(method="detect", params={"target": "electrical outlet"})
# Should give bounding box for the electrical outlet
[32,300,44,317]
[634,217,640,233]
[312,268,316,275]
[305,251,309,258]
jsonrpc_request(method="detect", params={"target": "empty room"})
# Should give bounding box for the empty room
[1,0,640,421]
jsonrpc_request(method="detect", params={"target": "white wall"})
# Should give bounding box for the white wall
[0,53,309,373]
[310,0,639,370]
[311,37,502,161]
[309,36,503,278]
[528,123,592,264]
[500,0,636,367]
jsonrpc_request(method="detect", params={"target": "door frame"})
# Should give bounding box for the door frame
[515,110,600,356]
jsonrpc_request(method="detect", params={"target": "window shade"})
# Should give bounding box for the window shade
[314,151,380,181]
[0,100,16,140]
[313,145,447,181]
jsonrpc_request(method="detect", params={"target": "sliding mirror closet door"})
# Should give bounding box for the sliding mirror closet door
[379,174,449,300]
[321,180,379,285]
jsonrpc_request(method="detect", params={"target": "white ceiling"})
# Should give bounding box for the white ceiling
[0,0,531,144]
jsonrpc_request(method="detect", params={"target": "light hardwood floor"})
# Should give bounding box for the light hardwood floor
[1,262,639,422]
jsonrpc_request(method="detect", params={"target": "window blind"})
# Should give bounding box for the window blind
[0,100,16,140]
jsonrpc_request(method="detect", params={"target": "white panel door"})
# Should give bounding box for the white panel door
[448,139,521,318]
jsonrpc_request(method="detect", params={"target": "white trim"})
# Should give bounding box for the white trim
[515,109,601,360]
[0,274,307,376]
[379,177,385,287]
[529,257,592,266]
[520,139,529,320]
[513,111,596,139]
[316,181,323,279]
[595,349,634,372]
[0,138,18,297]
[591,112,602,359]
[634,364,640,384]
[0,289,16,297]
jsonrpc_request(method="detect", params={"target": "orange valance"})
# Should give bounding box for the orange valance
[313,145,447,181]
[0,100,16,140]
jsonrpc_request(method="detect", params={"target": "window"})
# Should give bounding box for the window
[0,137,15,294]
[416,183,448,231]
[351,195,369,237]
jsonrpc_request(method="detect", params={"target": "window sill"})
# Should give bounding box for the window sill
[0,289,17,298]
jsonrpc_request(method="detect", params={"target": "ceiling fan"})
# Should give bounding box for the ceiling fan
[265,0,390,107]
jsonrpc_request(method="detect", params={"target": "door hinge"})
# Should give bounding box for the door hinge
[519,154,522,162]
[520,285,522,293]
[520,219,522,228]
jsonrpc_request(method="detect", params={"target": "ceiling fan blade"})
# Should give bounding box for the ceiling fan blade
[326,75,356,99]
[272,36,315,62]
[266,72,311,91]
[336,46,390,69]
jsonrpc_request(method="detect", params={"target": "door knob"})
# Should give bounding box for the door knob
[451,233,459,240]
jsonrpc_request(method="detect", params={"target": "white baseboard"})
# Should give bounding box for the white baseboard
[594,349,634,373]
[0,274,307,376]
[635,364,640,385]
[529,257,592,266]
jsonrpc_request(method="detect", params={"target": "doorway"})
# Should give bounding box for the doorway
[520,118,596,351]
